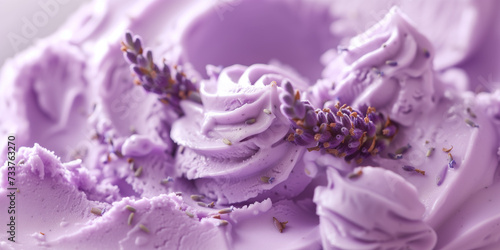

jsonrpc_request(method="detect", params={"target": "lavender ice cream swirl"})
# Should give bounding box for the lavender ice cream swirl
[320,7,437,126]
[314,167,437,250]
[171,64,311,204]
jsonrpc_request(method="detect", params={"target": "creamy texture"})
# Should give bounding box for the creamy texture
[320,7,437,126]
[315,167,436,249]
[0,0,500,249]
[171,64,311,204]
[328,0,497,72]
[0,40,90,162]
[369,91,498,228]
[0,145,111,248]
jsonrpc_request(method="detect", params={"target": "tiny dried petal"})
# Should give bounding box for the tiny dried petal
[448,159,457,169]
[139,224,150,233]
[218,207,234,214]
[273,217,288,233]
[134,166,143,177]
[128,212,135,225]
[125,205,136,213]
[91,207,103,216]
[347,170,363,179]
[436,165,448,186]
[386,60,398,66]
[190,195,204,201]
[395,144,411,154]
[426,147,435,157]
[222,138,232,145]
[388,153,403,160]
[218,220,229,226]
[245,118,257,125]
[442,146,453,153]
[466,107,477,118]
[465,119,479,128]
[402,165,415,172]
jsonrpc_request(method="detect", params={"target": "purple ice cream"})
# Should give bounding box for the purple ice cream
[1,0,500,249]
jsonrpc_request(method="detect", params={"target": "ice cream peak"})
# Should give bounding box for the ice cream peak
[320,7,438,126]
[314,167,437,249]
[171,64,311,204]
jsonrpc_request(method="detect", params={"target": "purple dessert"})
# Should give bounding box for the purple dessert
[1,0,500,249]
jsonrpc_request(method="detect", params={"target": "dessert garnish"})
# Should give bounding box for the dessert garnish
[222,138,232,146]
[465,118,479,128]
[128,213,135,225]
[394,143,411,155]
[388,143,411,159]
[466,107,477,118]
[125,205,136,213]
[218,220,229,226]
[134,166,143,177]
[260,176,275,184]
[218,207,234,214]
[190,195,204,201]
[139,224,150,233]
[402,165,425,176]
[91,207,103,216]
[426,147,435,157]
[436,165,448,186]
[385,60,398,67]
[442,146,453,153]
[447,153,457,169]
[121,32,201,115]
[272,217,288,233]
[388,153,403,160]
[161,177,174,184]
[347,170,363,179]
[280,81,397,163]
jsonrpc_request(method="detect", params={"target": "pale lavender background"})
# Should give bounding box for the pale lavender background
[0,0,90,66]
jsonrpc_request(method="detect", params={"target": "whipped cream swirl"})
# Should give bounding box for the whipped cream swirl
[314,167,437,250]
[321,7,437,126]
[171,64,311,204]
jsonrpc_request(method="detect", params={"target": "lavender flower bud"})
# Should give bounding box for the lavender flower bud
[283,81,294,95]
[294,102,306,119]
[121,31,202,116]
[279,93,293,105]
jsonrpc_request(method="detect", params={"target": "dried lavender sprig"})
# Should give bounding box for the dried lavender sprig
[121,31,201,115]
[279,81,397,163]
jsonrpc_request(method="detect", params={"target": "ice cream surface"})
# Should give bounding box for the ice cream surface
[315,167,437,250]
[1,0,500,249]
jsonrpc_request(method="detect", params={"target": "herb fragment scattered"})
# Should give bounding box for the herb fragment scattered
[139,224,150,233]
[91,207,103,216]
[273,217,288,233]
